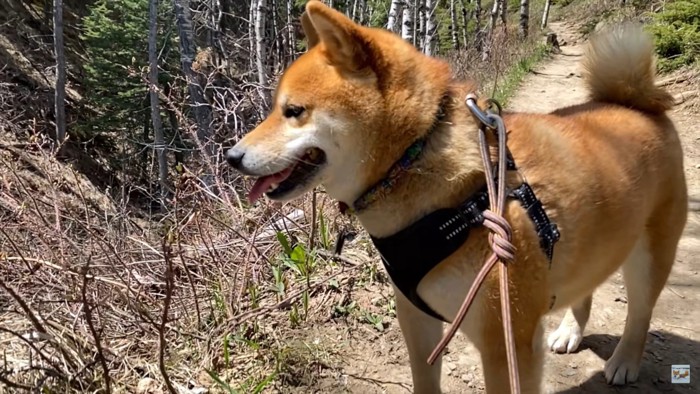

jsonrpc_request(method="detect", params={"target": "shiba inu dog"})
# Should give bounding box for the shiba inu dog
[225,1,688,392]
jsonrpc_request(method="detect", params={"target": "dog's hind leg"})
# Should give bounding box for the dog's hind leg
[395,287,443,394]
[604,218,682,385]
[547,294,592,353]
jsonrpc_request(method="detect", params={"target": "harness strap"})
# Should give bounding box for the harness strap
[371,181,559,322]
[371,191,490,322]
[510,183,560,263]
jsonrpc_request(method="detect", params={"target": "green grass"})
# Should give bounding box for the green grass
[647,0,700,72]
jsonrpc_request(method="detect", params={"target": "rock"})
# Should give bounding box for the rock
[546,33,561,54]
[561,368,577,377]
[136,378,163,394]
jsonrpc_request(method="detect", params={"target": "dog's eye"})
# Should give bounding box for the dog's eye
[283,105,305,118]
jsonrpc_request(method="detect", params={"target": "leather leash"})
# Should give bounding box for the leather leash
[426,94,521,394]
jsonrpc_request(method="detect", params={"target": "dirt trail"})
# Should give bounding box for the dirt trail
[299,22,700,393]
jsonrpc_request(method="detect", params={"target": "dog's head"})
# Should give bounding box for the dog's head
[226,0,451,205]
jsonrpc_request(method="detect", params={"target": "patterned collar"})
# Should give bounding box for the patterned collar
[338,96,449,215]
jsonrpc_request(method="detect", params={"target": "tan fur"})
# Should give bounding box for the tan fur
[581,23,675,114]
[227,2,688,393]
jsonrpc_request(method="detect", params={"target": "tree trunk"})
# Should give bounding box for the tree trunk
[460,0,471,49]
[519,0,529,38]
[401,2,414,43]
[366,2,374,25]
[412,0,419,46]
[249,1,256,70]
[271,0,283,71]
[541,0,551,28]
[489,0,499,35]
[489,0,501,32]
[474,0,482,50]
[210,0,223,65]
[418,0,426,49]
[254,0,268,87]
[357,0,366,24]
[450,0,459,50]
[174,0,214,158]
[484,0,500,59]
[286,0,295,61]
[53,0,66,147]
[149,0,168,197]
[424,0,437,55]
[387,0,401,32]
[499,0,507,26]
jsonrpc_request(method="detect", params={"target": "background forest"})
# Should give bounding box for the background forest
[0,0,698,392]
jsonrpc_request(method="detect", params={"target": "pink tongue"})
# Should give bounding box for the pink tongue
[248,166,295,203]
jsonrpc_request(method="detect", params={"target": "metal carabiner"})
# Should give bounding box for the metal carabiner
[465,93,497,129]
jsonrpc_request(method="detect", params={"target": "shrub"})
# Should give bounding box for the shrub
[648,0,700,71]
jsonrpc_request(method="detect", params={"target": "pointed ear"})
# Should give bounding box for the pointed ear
[303,0,369,71]
[300,12,320,49]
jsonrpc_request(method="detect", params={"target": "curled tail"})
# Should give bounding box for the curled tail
[581,23,674,115]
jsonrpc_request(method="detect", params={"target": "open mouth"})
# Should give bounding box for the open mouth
[247,148,326,203]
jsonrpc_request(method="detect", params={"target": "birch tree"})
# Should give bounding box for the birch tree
[449,0,459,50]
[519,0,529,38]
[499,0,507,26]
[418,0,426,49]
[249,1,256,70]
[356,0,366,24]
[254,0,268,86]
[174,0,214,157]
[460,0,471,49]
[401,2,414,43]
[148,0,168,196]
[541,0,552,28]
[489,0,499,36]
[53,0,66,147]
[424,0,437,55]
[387,0,402,33]
[286,0,295,61]
[271,0,283,69]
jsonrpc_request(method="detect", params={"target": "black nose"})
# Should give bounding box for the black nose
[226,148,245,169]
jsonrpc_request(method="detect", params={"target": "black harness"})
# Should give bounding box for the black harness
[338,95,561,322]
[369,151,560,322]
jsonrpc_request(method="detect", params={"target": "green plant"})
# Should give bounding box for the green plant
[364,312,385,332]
[318,211,331,250]
[277,231,317,285]
[271,264,287,301]
[206,369,276,394]
[332,300,357,318]
[647,0,700,71]
[248,283,260,308]
[211,281,227,322]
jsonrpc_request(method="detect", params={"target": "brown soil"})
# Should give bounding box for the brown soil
[286,22,700,394]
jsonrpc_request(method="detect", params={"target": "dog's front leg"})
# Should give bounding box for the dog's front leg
[394,286,443,394]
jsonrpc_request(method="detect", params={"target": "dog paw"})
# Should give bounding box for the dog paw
[547,324,583,353]
[604,354,640,385]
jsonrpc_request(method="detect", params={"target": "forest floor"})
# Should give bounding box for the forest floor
[276,21,700,394]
